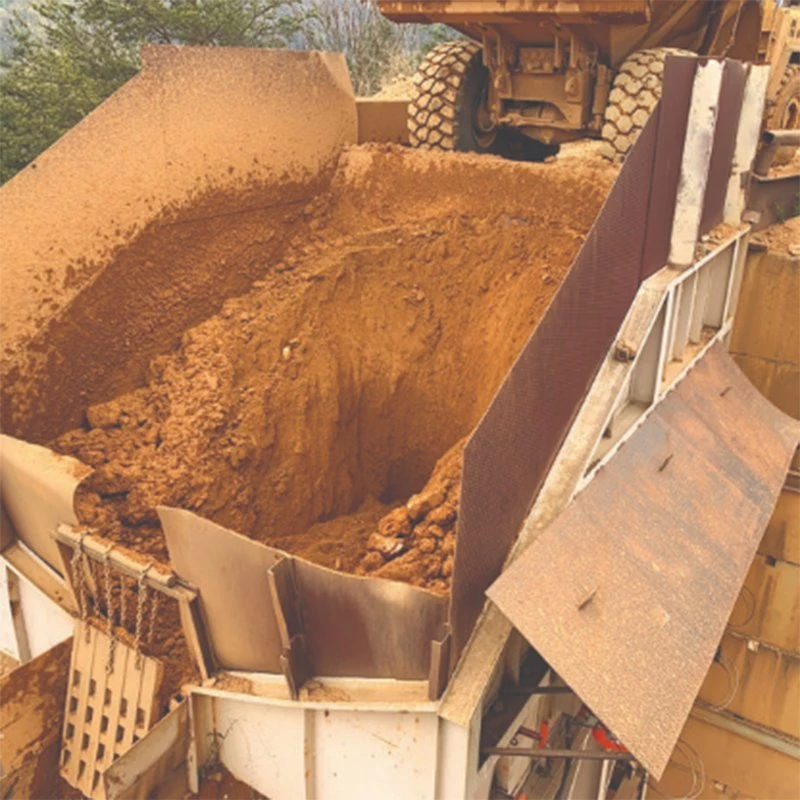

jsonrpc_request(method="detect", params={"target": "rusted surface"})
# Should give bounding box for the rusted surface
[294,559,448,680]
[640,55,696,280]
[160,507,448,681]
[699,60,747,235]
[488,345,799,779]
[448,101,661,663]
[0,639,72,800]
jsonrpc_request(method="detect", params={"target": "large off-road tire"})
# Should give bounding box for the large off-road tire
[763,64,800,166]
[408,40,497,152]
[601,47,693,161]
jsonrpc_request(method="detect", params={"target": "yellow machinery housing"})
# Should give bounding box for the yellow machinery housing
[380,0,800,157]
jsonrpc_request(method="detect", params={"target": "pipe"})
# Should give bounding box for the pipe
[753,129,800,176]
[596,756,612,800]
[481,747,636,761]
[762,130,800,147]
[502,685,574,695]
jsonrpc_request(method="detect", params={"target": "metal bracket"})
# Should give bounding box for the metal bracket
[267,557,312,699]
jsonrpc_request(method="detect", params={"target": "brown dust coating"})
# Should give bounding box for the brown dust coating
[51,144,617,595]
[1,47,356,445]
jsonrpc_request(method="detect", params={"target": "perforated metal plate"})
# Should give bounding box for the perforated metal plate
[60,622,162,799]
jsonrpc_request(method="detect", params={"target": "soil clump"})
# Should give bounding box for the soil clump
[51,144,616,597]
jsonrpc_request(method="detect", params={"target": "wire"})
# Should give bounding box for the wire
[727,585,756,628]
[675,739,706,800]
[708,652,740,711]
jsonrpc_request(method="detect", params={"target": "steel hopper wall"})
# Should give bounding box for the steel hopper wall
[449,55,751,664]
[159,507,448,688]
[1,46,357,444]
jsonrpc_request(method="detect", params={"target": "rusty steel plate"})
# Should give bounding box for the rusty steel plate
[640,55,697,280]
[160,506,448,680]
[699,60,747,235]
[294,559,448,680]
[449,99,662,663]
[488,346,799,779]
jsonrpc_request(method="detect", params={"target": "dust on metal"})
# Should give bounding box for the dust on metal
[488,345,800,779]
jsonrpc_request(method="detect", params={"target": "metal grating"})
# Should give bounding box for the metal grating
[60,621,162,800]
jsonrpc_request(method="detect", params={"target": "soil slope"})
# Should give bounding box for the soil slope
[51,144,617,595]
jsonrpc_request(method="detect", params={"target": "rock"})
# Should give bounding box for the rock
[426,501,456,526]
[121,497,159,525]
[85,465,131,496]
[86,400,122,430]
[423,555,443,579]
[373,550,423,582]
[441,532,455,556]
[441,555,454,578]
[378,506,411,538]
[357,551,384,574]
[407,488,445,521]
[418,523,445,540]
[367,532,406,558]
[417,537,437,554]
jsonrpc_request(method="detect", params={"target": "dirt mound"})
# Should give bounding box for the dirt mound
[371,77,413,100]
[51,144,617,596]
[750,215,800,256]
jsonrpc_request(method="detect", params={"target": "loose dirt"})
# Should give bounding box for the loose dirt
[750,215,800,256]
[50,144,616,600]
[371,76,413,100]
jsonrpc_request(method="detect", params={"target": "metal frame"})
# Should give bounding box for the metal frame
[578,228,748,492]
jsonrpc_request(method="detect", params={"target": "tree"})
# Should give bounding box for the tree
[299,0,456,96]
[0,1,308,183]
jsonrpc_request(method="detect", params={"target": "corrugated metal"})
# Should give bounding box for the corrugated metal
[487,346,799,779]
[448,98,665,663]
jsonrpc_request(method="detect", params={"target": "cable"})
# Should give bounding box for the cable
[675,739,706,800]
[708,652,740,711]
[727,585,756,628]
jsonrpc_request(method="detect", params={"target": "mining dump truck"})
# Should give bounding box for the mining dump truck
[380,0,800,157]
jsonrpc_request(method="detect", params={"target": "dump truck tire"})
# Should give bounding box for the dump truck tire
[408,40,496,152]
[764,65,800,166]
[601,47,693,161]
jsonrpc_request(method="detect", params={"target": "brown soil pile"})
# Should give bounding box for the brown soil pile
[371,77,413,100]
[51,144,616,598]
[750,215,800,256]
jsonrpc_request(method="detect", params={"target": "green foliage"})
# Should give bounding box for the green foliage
[0,0,460,183]
[0,0,308,183]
